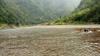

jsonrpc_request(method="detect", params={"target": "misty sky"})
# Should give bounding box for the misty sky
[30,0,82,11]
[66,0,82,8]
[66,0,81,12]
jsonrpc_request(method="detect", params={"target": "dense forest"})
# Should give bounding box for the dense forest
[0,0,99,28]
[49,0,100,25]
[0,0,80,28]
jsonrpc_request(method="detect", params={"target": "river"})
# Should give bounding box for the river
[0,25,100,56]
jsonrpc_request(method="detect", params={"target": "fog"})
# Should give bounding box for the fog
[2,0,82,24]
[30,0,82,14]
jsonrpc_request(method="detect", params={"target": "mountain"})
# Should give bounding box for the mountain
[0,0,80,26]
[78,0,98,9]
[50,0,100,24]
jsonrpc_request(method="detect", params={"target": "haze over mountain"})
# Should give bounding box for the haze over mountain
[0,0,81,25]
[50,0,100,24]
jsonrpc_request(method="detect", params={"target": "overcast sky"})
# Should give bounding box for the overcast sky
[63,0,82,11]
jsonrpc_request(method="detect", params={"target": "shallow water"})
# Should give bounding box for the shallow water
[0,27,100,56]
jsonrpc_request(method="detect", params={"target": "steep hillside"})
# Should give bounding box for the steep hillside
[50,0,100,25]
[78,0,98,9]
[0,0,80,27]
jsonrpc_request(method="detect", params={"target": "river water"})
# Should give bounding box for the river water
[0,27,100,56]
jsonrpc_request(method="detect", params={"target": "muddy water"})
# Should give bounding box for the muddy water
[0,28,100,56]
[81,31,100,53]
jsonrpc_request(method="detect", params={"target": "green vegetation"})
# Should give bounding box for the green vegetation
[0,0,99,27]
[50,0,100,25]
[0,0,76,28]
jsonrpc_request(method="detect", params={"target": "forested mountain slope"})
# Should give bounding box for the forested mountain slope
[50,0,100,25]
[0,0,80,27]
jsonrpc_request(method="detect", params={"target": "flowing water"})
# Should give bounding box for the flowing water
[0,26,100,56]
